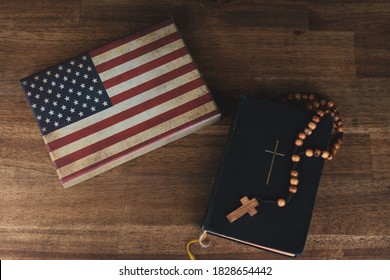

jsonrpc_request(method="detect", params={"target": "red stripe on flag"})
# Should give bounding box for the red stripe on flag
[95,32,182,73]
[103,47,188,89]
[60,110,219,184]
[111,62,197,105]
[53,94,212,169]
[47,78,205,152]
[89,18,173,58]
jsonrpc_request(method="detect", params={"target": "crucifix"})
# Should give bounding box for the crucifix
[226,196,259,223]
[264,140,285,186]
[226,140,285,223]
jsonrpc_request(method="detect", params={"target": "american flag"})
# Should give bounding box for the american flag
[20,18,220,188]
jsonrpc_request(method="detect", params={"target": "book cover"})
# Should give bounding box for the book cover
[19,18,220,188]
[202,95,332,256]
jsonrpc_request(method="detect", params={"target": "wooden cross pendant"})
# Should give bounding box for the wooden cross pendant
[226,196,259,223]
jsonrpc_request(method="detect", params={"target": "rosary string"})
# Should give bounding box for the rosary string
[255,93,343,208]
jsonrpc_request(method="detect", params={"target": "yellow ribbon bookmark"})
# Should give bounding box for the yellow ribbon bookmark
[186,231,210,260]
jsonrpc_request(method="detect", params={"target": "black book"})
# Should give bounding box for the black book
[202,95,333,257]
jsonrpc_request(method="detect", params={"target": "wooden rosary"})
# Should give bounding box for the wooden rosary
[227,93,344,223]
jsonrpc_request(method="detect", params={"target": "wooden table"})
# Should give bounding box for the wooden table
[1,0,389,259]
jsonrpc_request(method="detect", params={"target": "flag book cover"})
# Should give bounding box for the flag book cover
[202,95,332,256]
[20,18,220,188]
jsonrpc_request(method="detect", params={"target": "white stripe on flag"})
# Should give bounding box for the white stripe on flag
[97,39,185,82]
[57,101,217,179]
[105,54,193,98]
[43,70,201,144]
[61,113,221,188]
[49,85,208,161]
[91,24,177,66]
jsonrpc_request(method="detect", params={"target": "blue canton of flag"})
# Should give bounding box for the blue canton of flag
[20,54,112,135]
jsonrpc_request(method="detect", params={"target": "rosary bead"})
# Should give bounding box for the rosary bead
[298,132,307,140]
[304,127,312,135]
[289,186,298,194]
[262,94,344,211]
[305,149,314,157]
[314,149,322,157]
[321,150,330,159]
[327,100,335,108]
[312,115,321,123]
[292,154,300,162]
[308,121,317,130]
[277,198,286,207]
[295,138,304,146]
[317,109,325,117]
[290,178,299,185]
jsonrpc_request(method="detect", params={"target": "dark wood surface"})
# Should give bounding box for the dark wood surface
[1,0,389,259]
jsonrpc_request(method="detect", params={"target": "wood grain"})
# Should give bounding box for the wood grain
[309,2,390,78]
[0,0,389,259]
[0,0,80,28]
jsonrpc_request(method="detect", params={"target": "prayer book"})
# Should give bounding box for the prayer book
[202,95,332,256]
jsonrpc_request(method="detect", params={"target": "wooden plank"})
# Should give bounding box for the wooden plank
[370,132,390,180]
[312,177,390,235]
[321,133,372,177]
[79,1,336,81]
[304,234,390,260]
[309,2,390,78]
[79,2,342,80]
[0,28,139,81]
[200,77,390,133]
[0,225,120,259]
[0,0,80,29]
[2,228,389,259]
[80,0,309,30]
[0,29,84,81]
[2,17,355,82]
[309,2,390,31]
[355,31,390,78]
[187,29,355,80]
